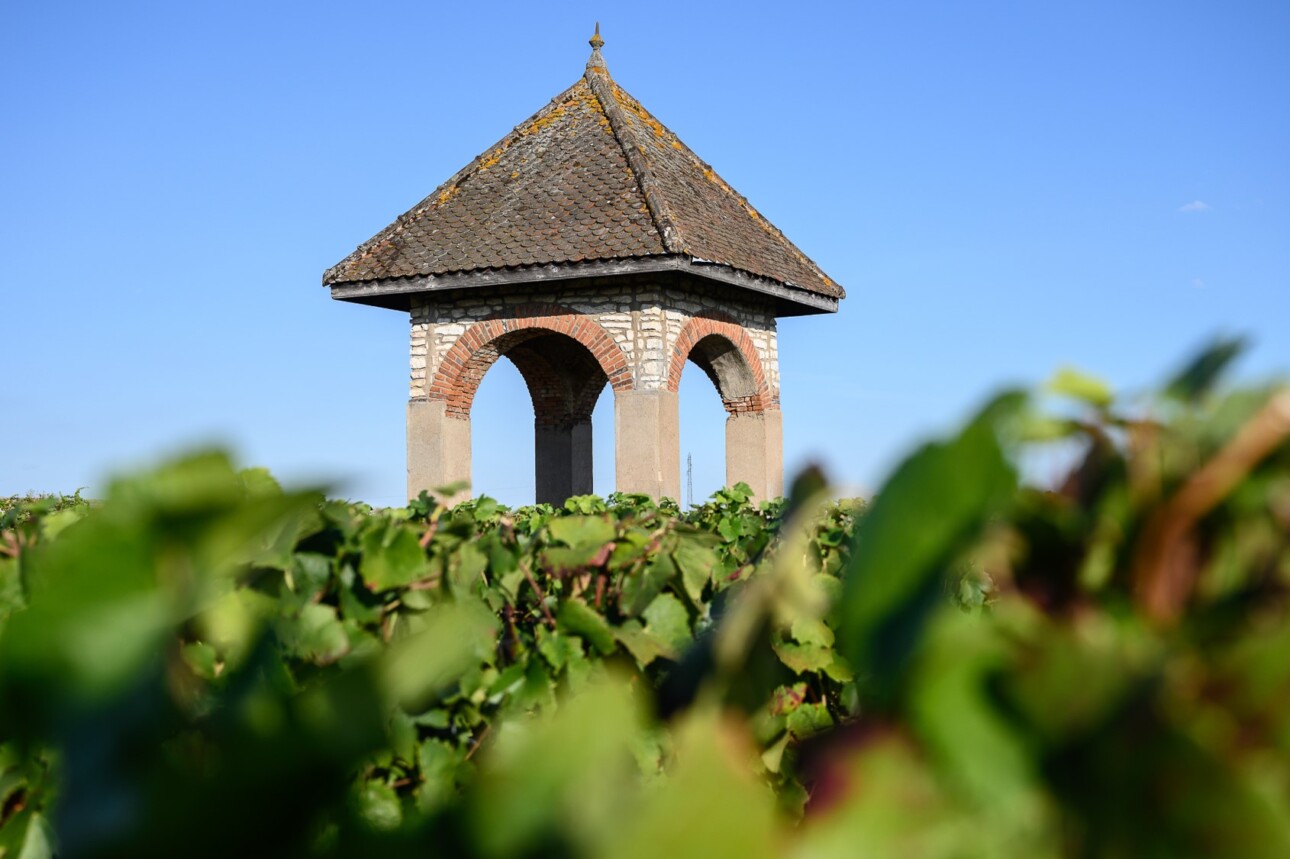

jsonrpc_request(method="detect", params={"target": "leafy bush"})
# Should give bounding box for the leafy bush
[1,341,1287,858]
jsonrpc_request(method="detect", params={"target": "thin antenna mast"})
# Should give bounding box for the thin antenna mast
[687,453,693,509]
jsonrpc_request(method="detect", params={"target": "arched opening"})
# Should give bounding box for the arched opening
[456,329,608,505]
[472,351,616,506]
[471,360,535,505]
[590,387,615,498]
[507,332,606,505]
[417,306,630,505]
[668,315,782,502]
[678,356,730,507]
[684,333,762,411]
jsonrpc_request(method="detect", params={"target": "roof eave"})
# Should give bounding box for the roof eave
[326,256,840,317]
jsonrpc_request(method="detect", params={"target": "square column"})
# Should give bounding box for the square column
[615,390,680,500]
[535,420,594,505]
[726,410,783,503]
[407,399,472,504]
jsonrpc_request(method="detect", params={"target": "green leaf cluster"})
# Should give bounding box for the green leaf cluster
[0,340,1287,857]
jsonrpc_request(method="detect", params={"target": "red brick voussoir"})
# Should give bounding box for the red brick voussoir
[427,304,632,419]
[666,311,775,414]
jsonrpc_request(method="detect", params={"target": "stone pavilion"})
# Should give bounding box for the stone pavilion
[324,27,843,504]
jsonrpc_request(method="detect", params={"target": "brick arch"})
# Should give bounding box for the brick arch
[427,303,631,419]
[667,311,775,414]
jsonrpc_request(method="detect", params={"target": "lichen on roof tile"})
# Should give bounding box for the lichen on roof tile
[324,34,842,301]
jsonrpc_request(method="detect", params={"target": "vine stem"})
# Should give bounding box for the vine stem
[1133,388,1290,624]
[521,561,557,629]
[464,724,492,761]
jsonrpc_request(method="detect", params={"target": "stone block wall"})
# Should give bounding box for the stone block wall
[408,278,780,410]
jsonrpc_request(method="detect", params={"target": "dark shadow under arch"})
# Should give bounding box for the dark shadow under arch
[428,306,627,504]
[666,313,774,414]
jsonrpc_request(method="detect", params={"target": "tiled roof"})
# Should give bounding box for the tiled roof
[324,31,843,301]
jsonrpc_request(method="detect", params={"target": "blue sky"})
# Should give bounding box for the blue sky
[4,1,1287,507]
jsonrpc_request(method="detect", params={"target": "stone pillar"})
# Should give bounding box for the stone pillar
[407,399,472,504]
[726,410,783,503]
[535,420,594,505]
[615,390,680,500]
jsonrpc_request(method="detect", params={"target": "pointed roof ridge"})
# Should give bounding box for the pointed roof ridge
[324,30,843,307]
[321,76,619,286]
[603,79,841,297]
[581,27,684,255]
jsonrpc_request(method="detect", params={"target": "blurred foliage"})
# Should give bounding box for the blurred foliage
[1,340,1288,857]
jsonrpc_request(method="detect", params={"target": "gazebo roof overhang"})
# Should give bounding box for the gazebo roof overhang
[324,26,844,318]
[328,257,838,316]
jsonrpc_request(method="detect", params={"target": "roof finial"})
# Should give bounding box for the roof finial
[587,22,606,71]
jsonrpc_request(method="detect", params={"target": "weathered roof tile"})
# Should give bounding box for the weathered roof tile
[324,34,842,301]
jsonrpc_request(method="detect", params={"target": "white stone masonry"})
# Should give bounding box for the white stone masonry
[408,282,779,403]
